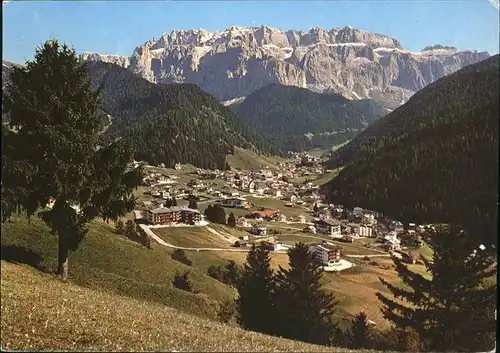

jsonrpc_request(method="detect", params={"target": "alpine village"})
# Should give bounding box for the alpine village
[1,2,498,352]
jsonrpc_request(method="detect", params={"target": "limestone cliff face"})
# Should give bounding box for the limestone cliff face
[80,25,489,109]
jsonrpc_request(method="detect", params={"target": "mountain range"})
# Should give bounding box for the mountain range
[2,59,278,169]
[232,83,388,152]
[80,25,490,110]
[324,54,499,248]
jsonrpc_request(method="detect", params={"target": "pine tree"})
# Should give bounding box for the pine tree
[223,260,240,287]
[212,204,226,225]
[188,197,198,210]
[171,197,178,207]
[274,242,339,345]
[115,219,125,234]
[348,311,373,349]
[313,203,319,213]
[236,243,276,335]
[204,205,214,222]
[376,225,497,352]
[164,198,173,208]
[1,40,143,279]
[227,212,236,227]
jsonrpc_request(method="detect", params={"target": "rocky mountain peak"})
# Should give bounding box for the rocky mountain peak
[80,25,490,110]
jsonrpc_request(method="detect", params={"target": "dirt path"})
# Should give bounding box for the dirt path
[139,224,249,252]
[138,219,389,258]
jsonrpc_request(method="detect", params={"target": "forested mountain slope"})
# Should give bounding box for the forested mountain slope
[324,55,499,247]
[90,61,279,169]
[233,84,387,152]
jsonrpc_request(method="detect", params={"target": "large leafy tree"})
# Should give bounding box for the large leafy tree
[274,242,339,345]
[376,225,497,352]
[1,40,143,279]
[236,243,276,335]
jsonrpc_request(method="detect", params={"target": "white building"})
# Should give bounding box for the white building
[236,217,250,228]
[250,224,268,236]
[346,223,373,238]
[308,243,341,267]
[362,212,377,226]
[353,207,364,217]
[219,197,249,209]
[314,219,342,238]
[384,233,401,250]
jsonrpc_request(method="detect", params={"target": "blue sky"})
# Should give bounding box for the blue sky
[3,0,499,64]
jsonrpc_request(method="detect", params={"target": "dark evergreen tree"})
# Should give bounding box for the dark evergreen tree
[313,204,319,213]
[223,260,240,287]
[227,212,236,227]
[115,219,125,234]
[209,204,226,225]
[236,243,276,335]
[376,225,497,352]
[171,197,178,207]
[204,205,214,222]
[1,40,143,279]
[188,197,198,210]
[172,270,193,292]
[274,242,339,345]
[348,311,373,349]
[164,198,173,208]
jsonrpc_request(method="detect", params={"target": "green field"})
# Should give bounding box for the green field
[226,147,285,171]
[0,213,444,337]
[1,216,233,321]
[153,226,232,248]
[246,197,313,220]
[3,260,380,352]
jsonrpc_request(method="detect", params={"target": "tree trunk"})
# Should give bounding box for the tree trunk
[57,232,69,280]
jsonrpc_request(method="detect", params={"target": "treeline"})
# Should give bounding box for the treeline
[84,61,279,170]
[191,229,495,351]
[233,84,386,152]
[324,55,499,248]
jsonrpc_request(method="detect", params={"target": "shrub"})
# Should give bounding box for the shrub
[115,219,125,234]
[217,299,236,323]
[172,270,193,292]
[207,264,225,282]
[171,249,192,266]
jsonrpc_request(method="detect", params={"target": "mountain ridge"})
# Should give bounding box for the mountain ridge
[233,83,387,152]
[86,61,278,169]
[324,54,499,248]
[80,25,490,110]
